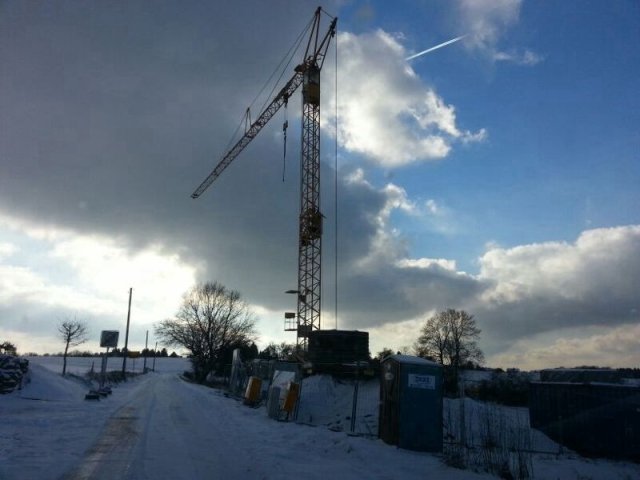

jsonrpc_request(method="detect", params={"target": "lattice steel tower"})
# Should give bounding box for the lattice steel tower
[191,8,336,350]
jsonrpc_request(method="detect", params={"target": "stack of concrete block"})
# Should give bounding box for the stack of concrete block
[0,355,29,394]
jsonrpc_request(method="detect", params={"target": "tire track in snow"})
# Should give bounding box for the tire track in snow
[60,405,139,480]
[61,374,272,480]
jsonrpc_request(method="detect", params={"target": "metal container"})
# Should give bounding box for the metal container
[379,355,443,452]
[307,330,369,365]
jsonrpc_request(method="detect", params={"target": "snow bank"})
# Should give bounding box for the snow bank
[16,363,89,401]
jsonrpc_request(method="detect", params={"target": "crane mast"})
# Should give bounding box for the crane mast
[191,8,337,350]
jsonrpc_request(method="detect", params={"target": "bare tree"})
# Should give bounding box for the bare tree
[155,282,257,383]
[414,309,483,390]
[414,313,451,364]
[57,318,88,375]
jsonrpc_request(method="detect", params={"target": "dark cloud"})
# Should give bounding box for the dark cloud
[0,0,336,302]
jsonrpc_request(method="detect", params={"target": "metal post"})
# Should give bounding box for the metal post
[121,287,132,379]
[350,362,360,433]
[101,347,110,388]
[152,341,157,372]
[459,378,466,448]
[143,330,148,373]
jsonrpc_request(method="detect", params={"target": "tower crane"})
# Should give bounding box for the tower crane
[191,8,337,349]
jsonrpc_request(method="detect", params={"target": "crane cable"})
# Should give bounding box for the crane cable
[221,16,314,154]
[282,104,288,182]
[333,23,339,330]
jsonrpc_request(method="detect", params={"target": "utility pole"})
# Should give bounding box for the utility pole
[121,287,132,379]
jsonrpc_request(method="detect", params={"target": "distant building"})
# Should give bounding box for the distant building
[529,381,640,461]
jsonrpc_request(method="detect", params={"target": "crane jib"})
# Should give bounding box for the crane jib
[190,71,304,199]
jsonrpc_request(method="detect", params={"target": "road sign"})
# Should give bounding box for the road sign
[100,330,119,348]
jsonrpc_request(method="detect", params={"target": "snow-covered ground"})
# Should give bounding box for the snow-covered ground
[1,357,638,480]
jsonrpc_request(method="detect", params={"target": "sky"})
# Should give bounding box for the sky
[1,0,638,370]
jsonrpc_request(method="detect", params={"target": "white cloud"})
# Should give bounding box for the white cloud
[471,225,640,367]
[338,190,640,369]
[425,199,441,215]
[456,0,542,66]
[0,265,47,303]
[396,258,457,271]
[0,213,68,242]
[478,225,640,305]
[458,0,521,49]
[422,198,460,235]
[4,174,639,369]
[0,215,198,352]
[461,128,488,143]
[49,236,197,313]
[0,1,631,371]
[334,170,481,335]
[345,169,439,271]
[0,241,18,258]
[367,316,431,355]
[327,30,485,167]
[493,49,545,66]
[489,323,640,370]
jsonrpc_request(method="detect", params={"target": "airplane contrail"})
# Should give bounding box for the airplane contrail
[405,35,467,61]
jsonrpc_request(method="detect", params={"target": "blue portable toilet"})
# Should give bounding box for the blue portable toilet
[379,355,443,452]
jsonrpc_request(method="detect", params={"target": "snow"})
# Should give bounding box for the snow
[297,375,380,436]
[386,354,441,366]
[1,357,639,480]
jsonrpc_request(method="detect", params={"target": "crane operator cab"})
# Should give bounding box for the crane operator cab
[302,64,321,106]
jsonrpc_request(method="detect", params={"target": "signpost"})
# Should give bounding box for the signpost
[99,330,119,388]
[100,331,119,348]
[143,330,149,373]
[152,341,158,372]
[121,288,133,378]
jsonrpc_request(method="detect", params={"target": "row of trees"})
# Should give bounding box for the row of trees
[110,347,176,358]
[7,282,272,382]
[31,348,179,358]
[156,281,485,391]
[257,341,298,361]
[56,318,178,375]
[32,280,483,386]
